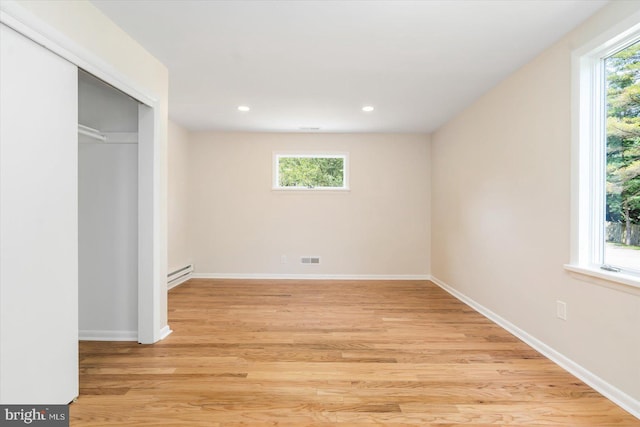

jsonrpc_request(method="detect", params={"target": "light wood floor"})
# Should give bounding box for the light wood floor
[71,279,638,426]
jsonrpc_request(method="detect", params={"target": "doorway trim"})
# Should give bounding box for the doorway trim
[0,1,169,344]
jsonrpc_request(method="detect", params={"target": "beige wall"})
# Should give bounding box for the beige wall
[168,120,192,272]
[431,0,640,403]
[188,132,430,277]
[15,0,168,100]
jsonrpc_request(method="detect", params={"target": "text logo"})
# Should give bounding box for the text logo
[1,405,68,426]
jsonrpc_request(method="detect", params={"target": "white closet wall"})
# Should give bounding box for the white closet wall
[78,72,139,340]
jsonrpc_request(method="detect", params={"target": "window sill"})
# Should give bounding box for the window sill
[564,264,640,295]
[272,187,351,192]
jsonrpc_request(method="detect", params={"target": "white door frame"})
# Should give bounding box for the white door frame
[0,3,168,344]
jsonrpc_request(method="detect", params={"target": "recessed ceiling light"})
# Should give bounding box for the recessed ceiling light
[362,106,374,112]
[237,105,250,112]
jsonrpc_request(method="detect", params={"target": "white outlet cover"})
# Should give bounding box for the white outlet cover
[556,301,567,320]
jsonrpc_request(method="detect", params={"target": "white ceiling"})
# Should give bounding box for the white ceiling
[91,0,607,134]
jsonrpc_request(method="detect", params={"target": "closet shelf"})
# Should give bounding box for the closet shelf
[78,124,106,142]
[78,124,138,144]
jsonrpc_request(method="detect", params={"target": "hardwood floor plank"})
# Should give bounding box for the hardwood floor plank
[69,279,638,426]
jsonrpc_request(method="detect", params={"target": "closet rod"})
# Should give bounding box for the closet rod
[78,124,106,142]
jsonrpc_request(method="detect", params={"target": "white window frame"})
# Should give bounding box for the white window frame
[272,152,350,191]
[566,16,640,290]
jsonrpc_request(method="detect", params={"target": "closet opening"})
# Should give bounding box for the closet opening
[78,70,140,342]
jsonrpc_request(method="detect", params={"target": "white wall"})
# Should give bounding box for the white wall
[79,144,138,339]
[168,120,192,273]
[431,0,640,407]
[79,71,138,131]
[78,72,139,340]
[188,132,430,277]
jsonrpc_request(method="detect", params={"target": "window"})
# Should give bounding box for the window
[569,20,640,286]
[273,153,349,190]
[604,41,640,273]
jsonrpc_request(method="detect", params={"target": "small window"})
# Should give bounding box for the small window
[273,153,349,190]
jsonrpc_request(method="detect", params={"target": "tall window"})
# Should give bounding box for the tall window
[604,41,640,273]
[273,153,349,190]
[571,22,640,285]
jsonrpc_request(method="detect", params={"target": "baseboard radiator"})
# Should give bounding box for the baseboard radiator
[168,264,193,289]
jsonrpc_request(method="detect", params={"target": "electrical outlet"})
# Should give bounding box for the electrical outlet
[556,300,567,320]
[280,255,287,264]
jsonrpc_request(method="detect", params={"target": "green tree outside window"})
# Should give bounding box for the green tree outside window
[606,41,640,247]
[278,157,345,188]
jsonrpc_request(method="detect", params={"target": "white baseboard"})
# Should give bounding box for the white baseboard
[158,325,173,340]
[79,329,137,341]
[79,327,173,343]
[430,275,640,419]
[191,273,431,281]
